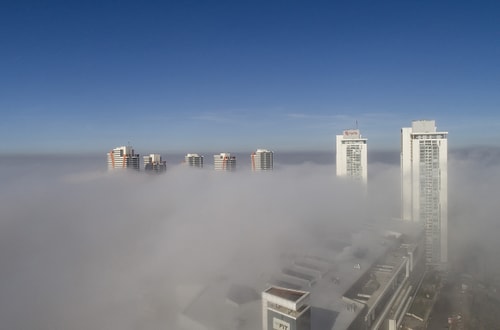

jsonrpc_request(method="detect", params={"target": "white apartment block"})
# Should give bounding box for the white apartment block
[336,129,367,183]
[251,149,273,171]
[185,153,204,168]
[107,146,140,171]
[401,120,448,265]
[214,153,236,171]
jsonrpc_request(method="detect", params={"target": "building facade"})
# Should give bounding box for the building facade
[262,286,311,330]
[214,153,236,171]
[185,153,204,168]
[143,154,166,173]
[251,149,273,171]
[107,146,140,171]
[401,120,448,265]
[336,129,367,183]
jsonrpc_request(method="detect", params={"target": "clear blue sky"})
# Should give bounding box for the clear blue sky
[1,0,499,154]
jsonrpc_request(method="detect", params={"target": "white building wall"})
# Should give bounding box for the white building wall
[400,121,448,265]
[400,127,413,221]
[336,130,367,183]
[107,146,140,171]
[251,149,273,171]
[185,154,204,168]
[214,153,236,171]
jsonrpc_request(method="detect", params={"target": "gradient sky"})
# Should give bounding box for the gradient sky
[1,0,499,154]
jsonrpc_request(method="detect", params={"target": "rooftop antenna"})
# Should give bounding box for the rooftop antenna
[355,120,358,130]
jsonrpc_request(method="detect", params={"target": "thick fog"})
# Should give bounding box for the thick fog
[0,149,498,329]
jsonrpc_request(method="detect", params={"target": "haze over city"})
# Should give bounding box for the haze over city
[1,1,500,330]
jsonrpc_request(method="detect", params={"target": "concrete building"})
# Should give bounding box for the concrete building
[143,154,166,173]
[401,120,448,266]
[107,146,140,171]
[252,149,273,171]
[336,129,367,183]
[262,286,311,330]
[214,153,236,171]
[185,153,204,168]
[175,219,425,330]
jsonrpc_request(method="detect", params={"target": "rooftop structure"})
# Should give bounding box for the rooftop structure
[262,286,311,330]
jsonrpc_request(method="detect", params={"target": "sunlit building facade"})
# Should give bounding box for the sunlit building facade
[401,120,448,266]
[336,129,367,183]
[214,153,236,171]
[185,153,204,168]
[251,149,273,171]
[107,146,140,171]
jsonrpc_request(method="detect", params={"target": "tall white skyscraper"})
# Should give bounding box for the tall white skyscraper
[107,146,140,171]
[214,153,236,171]
[336,129,367,183]
[251,149,273,171]
[185,153,204,168]
[401,120,448,265]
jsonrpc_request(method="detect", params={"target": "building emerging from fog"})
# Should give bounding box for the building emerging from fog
[214,153,236,171]
[185,154,204,168]
[107,146,140,171]
[143,154,166,173]
[262,286,311,330]
[336,129,367,183]
[401,120,448,266]
[251,149,273,171]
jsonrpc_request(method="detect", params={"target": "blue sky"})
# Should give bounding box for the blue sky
[1,0,499,154]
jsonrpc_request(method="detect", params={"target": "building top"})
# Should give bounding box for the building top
[264,286,309,303]
[341,129,362,139]
[255,149,272,153]
[112,145,136,155]
[186,153,202,157]
[411,120,436,133]
[144,154,162,163]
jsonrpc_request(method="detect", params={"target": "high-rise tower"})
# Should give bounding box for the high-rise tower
[214,153,236,171]
[251,149,273,171]
[401,120,448,265]
[185,153,204,168]
[336,129,367,183]
[107,146,140,171]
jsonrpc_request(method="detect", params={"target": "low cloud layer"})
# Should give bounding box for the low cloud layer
[0,149,498,329]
